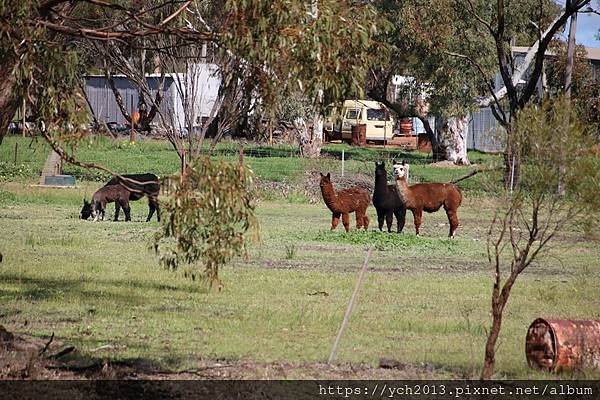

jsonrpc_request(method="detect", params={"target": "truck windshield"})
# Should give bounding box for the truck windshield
[345,109,361,119]
[367,109,387,121]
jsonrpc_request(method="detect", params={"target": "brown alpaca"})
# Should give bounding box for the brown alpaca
[392,161,462,238]
[319,172,370,232]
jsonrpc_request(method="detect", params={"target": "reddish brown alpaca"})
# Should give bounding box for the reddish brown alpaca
[319,173,370,232]
[392,161,462,238]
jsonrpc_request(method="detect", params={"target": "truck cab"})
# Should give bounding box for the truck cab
[325,100,395,143]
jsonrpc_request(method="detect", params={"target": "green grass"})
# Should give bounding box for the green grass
[1,136,499,194]
[0,180,598,378]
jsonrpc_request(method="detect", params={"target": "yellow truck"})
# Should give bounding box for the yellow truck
[324,99,395,143]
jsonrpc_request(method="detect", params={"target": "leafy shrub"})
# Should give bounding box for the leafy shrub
[153,157,259,291]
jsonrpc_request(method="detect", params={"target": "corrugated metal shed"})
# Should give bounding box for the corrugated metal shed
[468,107,506,153]
[84,64,221,128]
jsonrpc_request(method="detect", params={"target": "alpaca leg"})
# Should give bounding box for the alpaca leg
[446,207,459,238]
[394,207,406,233]
[342,213,350,232]
[385,211,394,233]
[376,208,385,231]
[362,212,370,230]
[331,213,341,230]
[413,209,423,236]
[355,211,363,229]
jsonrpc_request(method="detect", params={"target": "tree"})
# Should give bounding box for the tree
[481,96,600,379]
[153,155,258,291]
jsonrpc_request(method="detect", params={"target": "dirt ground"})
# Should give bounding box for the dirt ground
[1,325,448,380]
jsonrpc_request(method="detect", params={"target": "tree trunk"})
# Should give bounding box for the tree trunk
[295,116,322,158]
[0,62,19,146]
[481,307,503,379]
[437,116,470,165]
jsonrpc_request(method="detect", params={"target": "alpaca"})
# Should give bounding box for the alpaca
[393,160,462,238]
[372,161,406,233]
[105,173,160,222]
[319,172,370,232]
[81,184,132,222]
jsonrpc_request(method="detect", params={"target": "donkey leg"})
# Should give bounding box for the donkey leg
[122,201,131,222]
[114,202,121,221]
[394,207,407,233]
[385,211,394,233]
[446,207,459,238]
[342,213,350,232]
[331,213,341,230]
[412,209,423,236]
[146,202,155,222]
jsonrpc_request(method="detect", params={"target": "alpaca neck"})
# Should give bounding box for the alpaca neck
[320,183,339,211]
[374,173,389,195]
[395,176,412,206]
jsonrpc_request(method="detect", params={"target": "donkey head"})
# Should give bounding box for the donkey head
[392,159,409,179]
[80,199,93,220]
[319,172,331,188]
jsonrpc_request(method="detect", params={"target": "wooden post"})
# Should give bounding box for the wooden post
[13,142,18,164]
[239,147,245,182]
[268,119,273,146]
[21,97,26,137]
[130,94,136,142]
[328,246,373,364]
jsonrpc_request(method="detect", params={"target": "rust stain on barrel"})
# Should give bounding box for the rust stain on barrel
[526,318,600,372]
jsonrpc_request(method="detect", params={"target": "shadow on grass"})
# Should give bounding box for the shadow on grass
[0,273,201,303]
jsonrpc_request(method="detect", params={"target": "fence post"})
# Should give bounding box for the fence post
[14,142,18,164]
[341,149,345,177]
[328,246,373,364]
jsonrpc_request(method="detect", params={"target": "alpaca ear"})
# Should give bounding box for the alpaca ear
[320,172,324,177]
[326,173,330,179]
[402,160,406,165]
[392,159,397,165]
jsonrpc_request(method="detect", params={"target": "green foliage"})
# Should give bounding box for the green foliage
[513,96,600,211]
[374,0,560,116]
[220,0,382,106]
[153,157,259,290]
[310,230,459,252]
[0,162,35,181]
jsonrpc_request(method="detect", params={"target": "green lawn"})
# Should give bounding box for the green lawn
[0,136,598,379]
[0,183,598,379]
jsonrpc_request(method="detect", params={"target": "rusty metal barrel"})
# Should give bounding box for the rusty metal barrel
[526,318,600,372]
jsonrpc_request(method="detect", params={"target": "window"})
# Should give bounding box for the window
[367,108,388,121]
[345,109,361,119]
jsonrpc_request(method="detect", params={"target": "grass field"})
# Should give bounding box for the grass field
[1,136,599,379]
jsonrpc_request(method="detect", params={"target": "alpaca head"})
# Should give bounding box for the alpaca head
[375,161,387,178]
[319,172,331,188]
[392,160,409,180]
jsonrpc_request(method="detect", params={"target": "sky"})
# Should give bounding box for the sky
[554,2,600,48]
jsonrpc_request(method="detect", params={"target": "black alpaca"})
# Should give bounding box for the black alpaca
[105,173,160,222]
[372,161,406,233]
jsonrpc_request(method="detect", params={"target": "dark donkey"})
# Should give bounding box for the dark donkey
[81,184,132,222]
[80,173,160,222]
[105,173,160,222]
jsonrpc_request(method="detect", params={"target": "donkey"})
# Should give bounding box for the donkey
[105,173,160,222]
[373,161,406,233]
[392,160,462,238]
[81,184,132,222]
[319,172,370,232]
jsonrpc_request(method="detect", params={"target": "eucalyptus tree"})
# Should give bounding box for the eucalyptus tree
[369,0,592,173]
